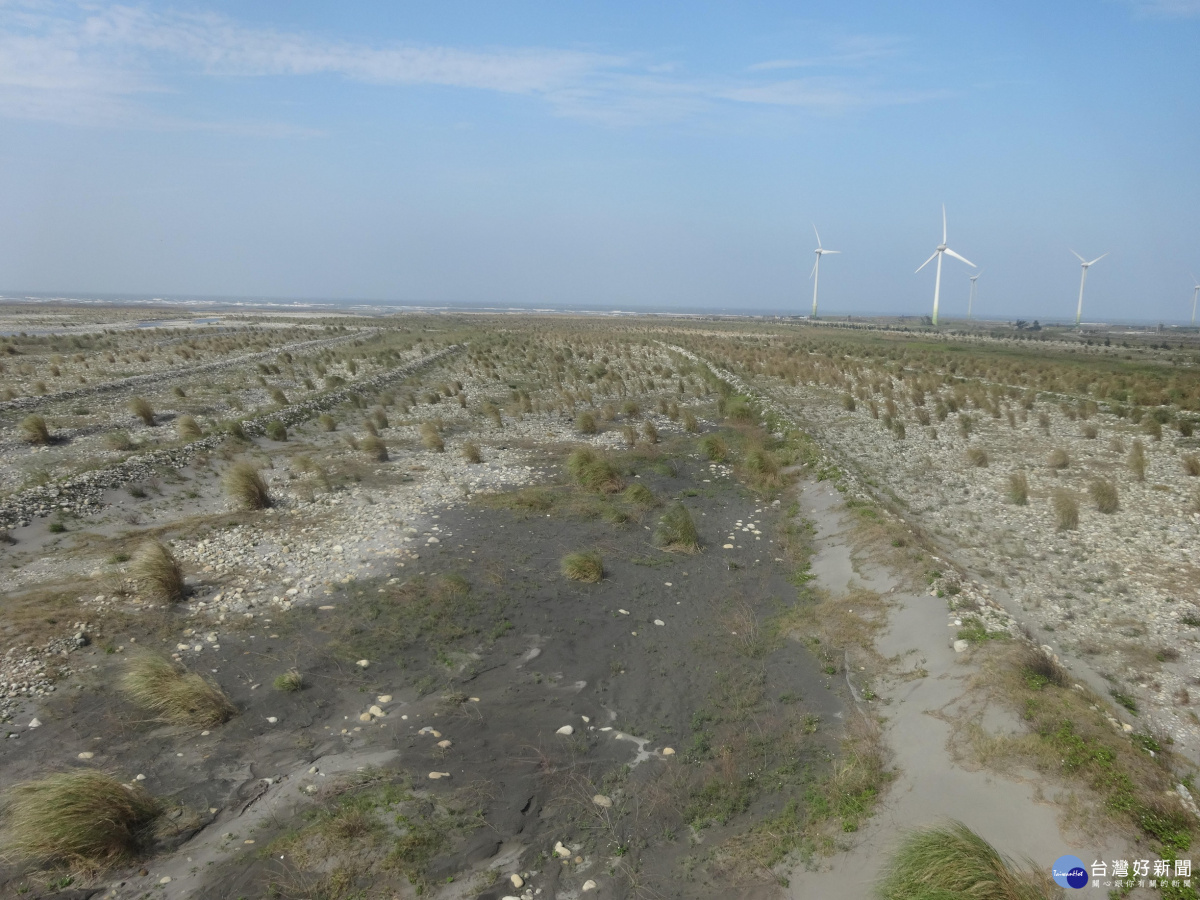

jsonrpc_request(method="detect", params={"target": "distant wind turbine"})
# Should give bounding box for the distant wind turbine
[1191,273,1200,326]
[810,226,840,318]
[1071,250,1108,326]
[916,205,975,326]
[968,270,981,320]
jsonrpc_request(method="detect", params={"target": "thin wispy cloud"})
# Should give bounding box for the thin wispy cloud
[0,3,941,130]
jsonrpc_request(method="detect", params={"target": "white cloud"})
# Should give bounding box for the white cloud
[0,3,940,130]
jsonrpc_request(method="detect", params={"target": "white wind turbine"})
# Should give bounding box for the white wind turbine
[810,225,840,318]
[1191,273,1200,326]
[968,270,981,320]
[1071,250,1108,326]
[916,205,976,326]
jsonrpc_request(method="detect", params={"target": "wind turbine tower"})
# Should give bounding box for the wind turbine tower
[1191,273,1199,326]
[810,226,839,318]
[916,205,976,326]
[1071,250,1107,327]
[968,271,981,320]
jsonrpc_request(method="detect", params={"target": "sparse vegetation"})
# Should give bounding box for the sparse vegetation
[418,422,444,452]
[1,770,160,867]
[1007,471,1028,505]
[561,550,604,582]
[1129,439,1147,481]
[131,540,185,602]
[1047,447,1070,470]
[967,445,989,467]
[1052,489,1078,530]
[20,414,50,444]
[699,434,729,462]
[129,396,155,425]
[361,434,388,461]
[121,653,236,726]
[1183,453,1200,477]
[223,461,271,509]
[876,821,1058,900]
[576,411,598,434]
[265,419,288,441]
[655,501,700,553]
[318,413,337,431]
[274,668,304,692]
[462,441,482,463]
[566,447,624,493]
[1088,478,1119,513]
[176,414,202,440]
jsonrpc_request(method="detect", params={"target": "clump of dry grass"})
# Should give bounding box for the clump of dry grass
[223,462,271,510]
[1182,453,1200,477]
[576,411,598,434]
[20,414,50,444]
[876,821,1059,900]
[1016,644,1070,689]
[274,669,304,692]
[642,420,659,444]
[1052,489,1078,530]
[129,397,155,425]
[967,446,989,467]
[1129,439,1147,481]
[743,444,783,490]
[131,540,185,602]
[566,447,624,493]
[265,420,288,441]
[623,483,655,505]
[699,434,729,462]
[1047,447,1070,470]
[419,422,444,452]
[361,435,388,461]
[1081,422,1098,439]
[121,653,236,726]
[1,770,160,867]
[462,441,482,464]
[1088,478,1119,514]
[682,410,699,432]
[318,413,337,431]
[176,415,202,441]
[1007,472,1028,505]
[561,550,604,582]
[655,502,700,553]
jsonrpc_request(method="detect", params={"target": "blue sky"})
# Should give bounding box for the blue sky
[1,1,1198,322]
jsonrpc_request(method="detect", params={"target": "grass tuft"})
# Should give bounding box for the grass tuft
[462,441,482,463]
[1007,472,1028,505]
[129,397,155,426]
[1,770,160,867]
[566,447,624,493]
[876,821,1059,900]
[20,414,50,445]
[265,420,288,441]
[176,415,202,441]
[223,462,271,510]
[655,501,701,554]
[1129,439,1147,482]
[623,483,655,505]
[561,550,604,582]
[318,413,337,431]
[1088,478,1118,514]
[361,435,388,461]
[274,669,304,692]
[1052,489,1078,531]
[1047,447,1070,470]
[131,540,185,603]
[699,434,729,462]
[576,411,598,434]
[418,422,444,452]
[1183,453,1200,477]
[121,653,236,726]
[967,445,989,467]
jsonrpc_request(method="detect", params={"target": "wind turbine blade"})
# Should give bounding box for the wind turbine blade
[1087,253,1108,266]
[822,249,841,255]
[1192,272,1198,286]
[944,247,976,267]
[916,250,939,274]
[810,259,818,279]
[1071,249,1086,263]
[942,204,947,244]
[813,224,822,248]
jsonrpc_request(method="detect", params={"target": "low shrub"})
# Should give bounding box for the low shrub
[1007,472,1028,505]
[699,434,729,462]
[361,435,388,461]
[1089,478,1119,513]
[576,411,598,435]
[1052,489,1079,530]
[176,415,202,441]
[462,441,482,464]
[567,447,624,493]
[967,446,989,467]
[318,414,337,431]
[129,397,155,426]
[20,414,50,445]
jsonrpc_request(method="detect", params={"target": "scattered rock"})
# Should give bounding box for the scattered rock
[556,725,574,736]
[661,747,675,756]
[553,841,571,858]
[582,880,597,891]
[266,717,278,724]
[428,771,450,780]
[356,659,370,668]
[592,794,613,808]
[77,751,94,759]
[953,640,970,653]
[509,873,524,888]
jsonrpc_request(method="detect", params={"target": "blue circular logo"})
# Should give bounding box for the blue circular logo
[1053,855,1088,889]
